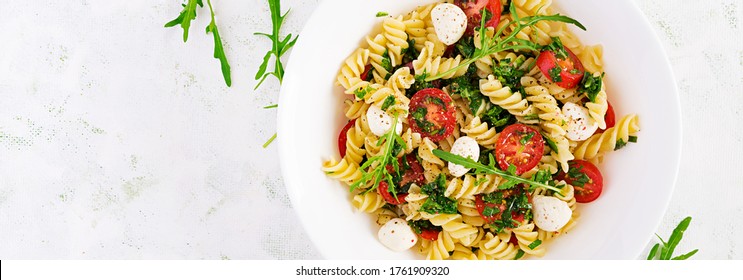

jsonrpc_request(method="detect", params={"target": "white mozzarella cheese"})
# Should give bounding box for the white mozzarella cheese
[563,102,599,141]
[448,136,480,177]
[366,105,403,137]
[431,3,467,45]
[532,195,573,232]
[378,218,418,252]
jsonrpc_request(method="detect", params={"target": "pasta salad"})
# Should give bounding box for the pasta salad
[323,0,640,260]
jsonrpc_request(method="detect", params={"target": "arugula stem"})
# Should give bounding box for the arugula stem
[432,149,564,194]
[263,104,278,109]
[262,133,277,148]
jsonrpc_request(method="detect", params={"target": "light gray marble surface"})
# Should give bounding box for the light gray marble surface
[0,0,741,259]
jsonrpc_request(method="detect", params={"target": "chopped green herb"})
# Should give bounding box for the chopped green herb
[482,105,515,130]
[482,206,499,217]
[493,56,528,89]
[566,165,590,187]
[615,138,628,150]
[543,37,569,59]
[455,35,475,58]
[629,135,638,143]
[578,72,605,102]
[541,132,559,154]
[514,249,525,260]
[520,132,535,145]
[381,95,396,111]
[376,11,389,17]
[548,66,563,82]
[354,86,372,100]
[474,177,488,187]
[381,50,393,79]
[528,239,542,250]
[524,113,540,121]
[402,39,419,63]
[420,174,458,214]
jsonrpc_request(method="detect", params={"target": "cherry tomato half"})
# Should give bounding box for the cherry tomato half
[537,47,585,89]
[458,0,502,33]
[408,88,456,142]
[494,124,545,175]
[557,160,604,203]
[420,229,440,241]
[596,102,616,134]
[378,181,408,205]
[474,191,526,226]
[337,119,356,158]
[360,64,373,82]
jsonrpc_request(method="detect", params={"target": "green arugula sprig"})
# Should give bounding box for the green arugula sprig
[432,149,564,194]
[165,0,232,86]
[350,115,406,194]
[205,0,231,86]
[647,216,698,260]
[425,4,585,81]
[254,0,299,90]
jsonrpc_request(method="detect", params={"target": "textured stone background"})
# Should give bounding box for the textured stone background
[0,0,740,259]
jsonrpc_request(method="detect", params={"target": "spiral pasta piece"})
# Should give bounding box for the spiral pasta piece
[429,214,479,242]
[402,184,428,221]
[574,114,640,161]
[374,208,399,226]
[457,198,485,227]
[578,45,604,74]
[322,157,362,186]
[461,117,499,150]
[513,222,546,257]
[413,41,467,79]
[478,232,519,260]
[365,34,390,84]
[426,231,456,260]
[480,75,536,118]
[336,48,370,91]
[344,119,367,165]
[451,244,478,260]
[419,138,445,183]
[344,99,370,120]
[382,15,409,66]
[513,0,554,15]
[444,175,481,200]
[522,76,568,136]
[585,75,609,129]
[352,192,385,213]
[400,128,422,155]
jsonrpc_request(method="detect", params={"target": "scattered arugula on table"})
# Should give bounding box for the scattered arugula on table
[647,216,698,260]
[165,0,232,86]
[425,4,586,81]
[254,0,299,90]
[376,12,389,17]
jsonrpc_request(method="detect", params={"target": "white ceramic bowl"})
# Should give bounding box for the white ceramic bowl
[278,0,681,259]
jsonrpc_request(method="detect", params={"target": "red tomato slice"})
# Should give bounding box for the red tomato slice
[408,88,456,142]
[494,124,545,175]
[596,102,616,134]
[420,229,440,241]
[337,119,356,158]
[458,0,502,33]
[360,64,372,81]
[537,47,585,89]
[557,160,604,203]
[474,192,526,226]
[378,181,408,205]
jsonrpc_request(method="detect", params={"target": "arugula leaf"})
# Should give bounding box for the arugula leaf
[350,114,406,193]
[254,0,299,90]
[543,37,568,59]
[165,0,204,42]
[205,0,231,86]
[381,95,396,111]
[578,72,604,102]
[541,132,559,154]
[425,4,585,81]
[647,216,698,260]
[433,149,564,195]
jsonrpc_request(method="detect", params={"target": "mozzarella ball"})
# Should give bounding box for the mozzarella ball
[367,105,403,137]
[431,3,467,45]
[563,102,599,141]
[532,195,573,232]
[448,136,480,177]
[378,218,418,252]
